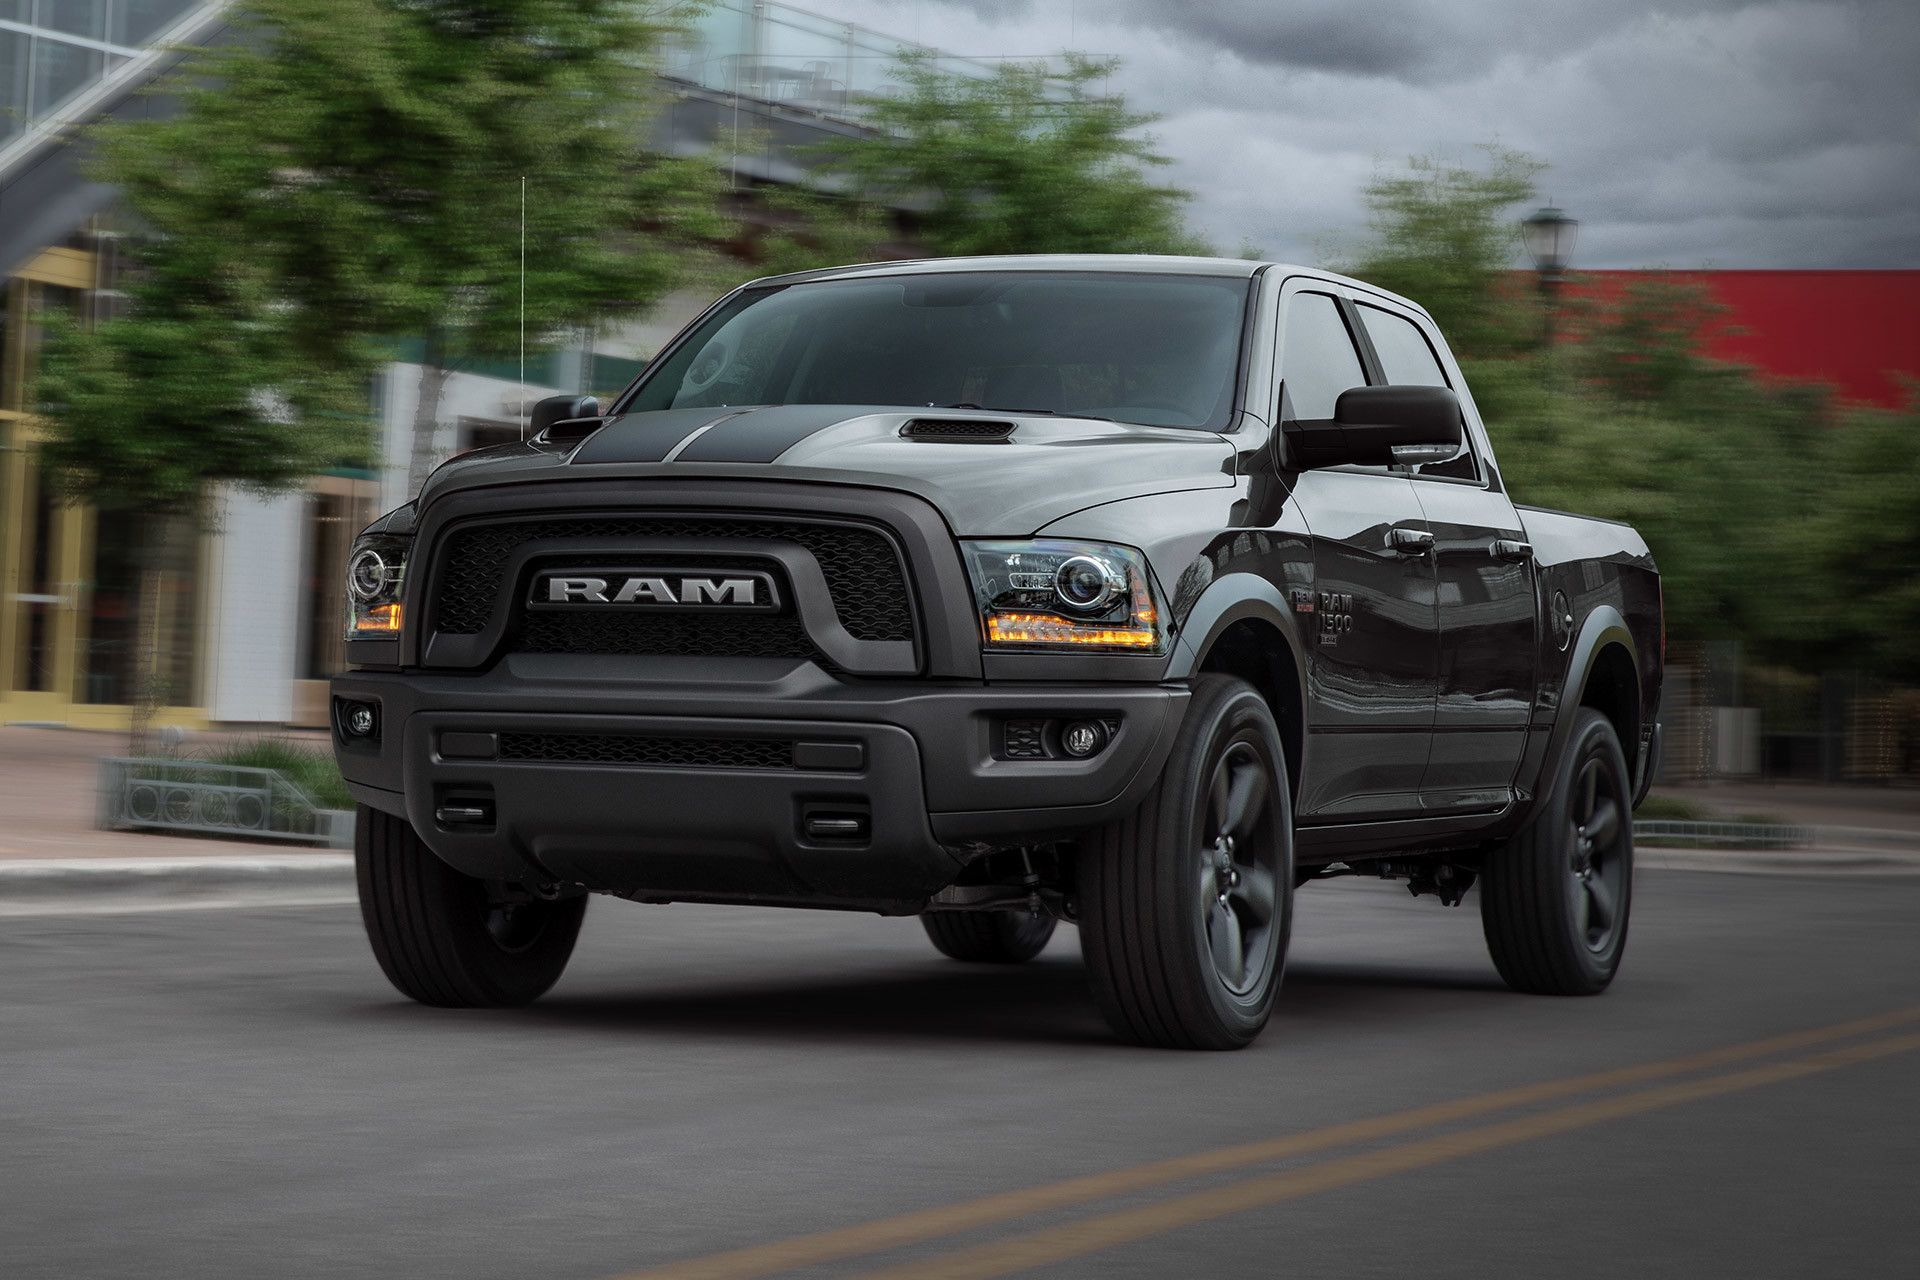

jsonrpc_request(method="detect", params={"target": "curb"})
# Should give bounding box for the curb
[4,833,1918,914]
[0,854,355,915]
[1638,846,1920,876]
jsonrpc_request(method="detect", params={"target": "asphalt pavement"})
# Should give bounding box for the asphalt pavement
[6,865,1917,1280]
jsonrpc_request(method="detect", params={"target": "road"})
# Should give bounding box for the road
[5,867,1917,1279]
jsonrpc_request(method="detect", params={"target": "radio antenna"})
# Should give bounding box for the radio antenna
[519,175,527,440]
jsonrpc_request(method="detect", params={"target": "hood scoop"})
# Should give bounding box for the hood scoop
[900,418,1017,442]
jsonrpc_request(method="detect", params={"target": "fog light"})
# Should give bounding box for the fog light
[1061,720,1108,758]
[343,703,376,738]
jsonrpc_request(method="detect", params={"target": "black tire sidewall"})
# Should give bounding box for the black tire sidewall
[355,806,585,1007]
[1144,677,1295,1044]
[437,864,588,1005]
[1482,708,1633,994]
[1559,710,1634,981]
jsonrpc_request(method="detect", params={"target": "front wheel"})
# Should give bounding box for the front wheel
[1078,675,1294,1050]
[1480,708,1634,995]
[355,805,586,1007]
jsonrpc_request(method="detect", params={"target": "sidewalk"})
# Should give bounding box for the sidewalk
[0,723,331,862]
[1649,780,1920,835]
[1,723,1916,909]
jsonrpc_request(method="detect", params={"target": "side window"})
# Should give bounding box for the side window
[1356,304,1449,387]
[1278,292,1368,420]
[1356,303,1479,481]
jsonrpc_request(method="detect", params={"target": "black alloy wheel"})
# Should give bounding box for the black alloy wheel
[355,805,587,1007]
[1481,708,1634,995]
[921,909,1057,963]
[1568,749,1630,955]
[1080,675,1294,1050]
[1199,739,1285,996]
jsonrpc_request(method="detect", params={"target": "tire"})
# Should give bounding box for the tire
[1078,674,1295,1050]
[1480,708,1634,996]
[355,804,586,1007]
[921,909,1057,963]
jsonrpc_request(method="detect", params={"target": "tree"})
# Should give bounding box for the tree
[80,0,723,495]
[812,52,1209,259]
[1336,144,1544,359]
[33,232,372,747]
[1796,392,1920,682]
[31,0,722,743]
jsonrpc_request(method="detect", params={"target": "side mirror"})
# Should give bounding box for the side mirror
[529,394,601,440]
[1284,385,1463,470]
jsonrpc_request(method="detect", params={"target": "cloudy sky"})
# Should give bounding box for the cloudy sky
[795,0,1920,268]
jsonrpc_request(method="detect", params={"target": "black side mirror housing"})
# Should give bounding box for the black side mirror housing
[529,394,602,441]
[1284,385,1463,470]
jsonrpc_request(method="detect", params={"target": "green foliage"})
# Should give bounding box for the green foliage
[1336,144,1544,358]
[1634,795,1786,826]
[742,182,894,281]
[190,735,353,811]
[1337,141,1914,679]
[33,0,724,510]
[1793,393,1920,682]
[1569,274,1730,403]
[104,0,722,362]
[815,52,1209,259]
[1476,351,1825,651]
[34,245,372,512]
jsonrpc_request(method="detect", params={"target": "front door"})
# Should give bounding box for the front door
[1278,287,1438,822]
[1348,300,1536,810]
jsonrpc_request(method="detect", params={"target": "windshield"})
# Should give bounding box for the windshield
[618,272,1252,431]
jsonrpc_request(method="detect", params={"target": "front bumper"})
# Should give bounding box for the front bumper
[332,657,1186,912]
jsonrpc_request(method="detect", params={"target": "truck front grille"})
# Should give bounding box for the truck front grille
[515,610,821,662]
[427,515,915,665]
[497,732,794,770]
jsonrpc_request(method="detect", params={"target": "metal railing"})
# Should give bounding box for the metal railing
[659,0,1065,126]
[1633,819,1815,850]
[97,757,353,848]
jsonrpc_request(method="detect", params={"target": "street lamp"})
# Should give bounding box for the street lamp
[1521,204,1578,345]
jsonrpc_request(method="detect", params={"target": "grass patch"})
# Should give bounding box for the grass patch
[1636,794,1790,826]
[1636,794,1719,821]
[190,736,353,811]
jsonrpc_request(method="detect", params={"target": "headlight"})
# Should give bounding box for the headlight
[962,540,1167,653]
[344,533,410,638]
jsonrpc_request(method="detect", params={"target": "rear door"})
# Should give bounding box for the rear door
[1278,283,1439,822]
[1351,300,1536,811]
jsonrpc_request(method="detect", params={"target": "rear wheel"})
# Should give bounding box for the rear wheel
[1480,708,1633,995]
[921,909,1057,963]
[1078,675,1294,1050]
[355,805,586,1007]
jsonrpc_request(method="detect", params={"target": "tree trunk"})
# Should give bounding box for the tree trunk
[406,331,453,500]
[125,513,172,758]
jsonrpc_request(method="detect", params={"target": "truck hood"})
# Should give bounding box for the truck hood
[419,404,1238,535]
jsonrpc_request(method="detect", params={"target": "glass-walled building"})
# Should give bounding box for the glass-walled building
[0,2,213,150]
[660,0,1005,124]
[0,0,960,731]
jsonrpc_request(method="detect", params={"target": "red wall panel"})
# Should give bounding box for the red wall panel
[1573,270,1919,409]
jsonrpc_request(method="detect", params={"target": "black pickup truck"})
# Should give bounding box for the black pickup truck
[332,255,1662,1049]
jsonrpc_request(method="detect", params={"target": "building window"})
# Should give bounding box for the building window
[299,487,375,680]
[456,416,520,453]
[77,509,199,706]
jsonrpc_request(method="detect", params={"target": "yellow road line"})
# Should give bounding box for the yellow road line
[608,1006,1920,1280]
[854,1031,1920,1280]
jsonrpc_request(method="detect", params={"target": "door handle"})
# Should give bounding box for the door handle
[1491,539,1533,562]
[1389,527,1434,555]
